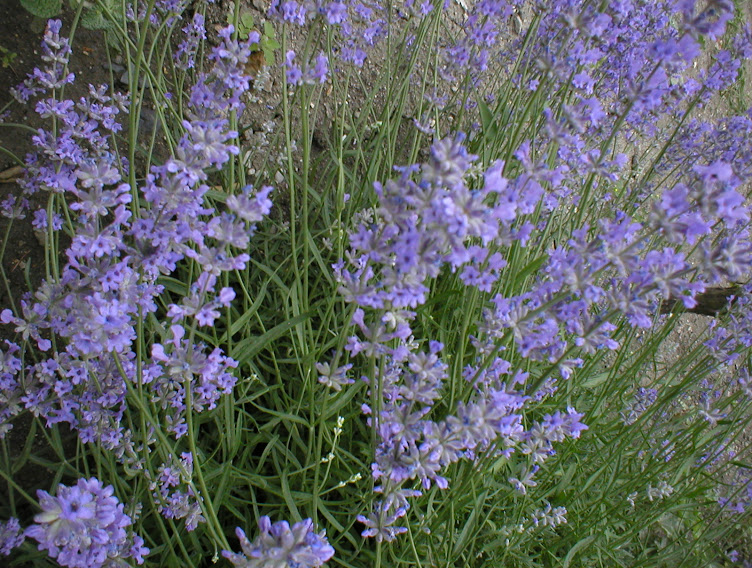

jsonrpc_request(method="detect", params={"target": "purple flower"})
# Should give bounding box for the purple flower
[269,1,309,26]
[356,501,408,543]
[0,518,24,555]
[678,0,734,40]
[284,50,304,85]
[532,502,568,528]
[322,2,347,25]
[223,517,334,567]
[11,20,74,103]
[32,208,63,230]
[148,453,206,531]
[310,53,329,83]
[175,13,206,70]
[621,387,659,425]
[226,185,274,224]
[422,132,477,188]
[166,273,236,327]
[24,477,147,568]
[0,194,28,220]
[315,361,354,391]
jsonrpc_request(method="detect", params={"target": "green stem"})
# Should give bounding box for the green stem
[184,374,231,550]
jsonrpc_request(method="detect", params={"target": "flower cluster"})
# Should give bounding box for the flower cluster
[2,1,752,564]
[332,66,752,533]
[718,466,752,515]
[419,0,750,221]
[621,387,659,425]
[330,135,591,540]
[147,453,205,531]
[10,19,74,102]
[24,477,147,568]
[283,51,329,85]
[174,12,206,70]
[268,1,388,68]
[223,516,334,568]
[147,324,238,438]
[531,502,568,529]
[0,20,273,533]
[0,518,24,556]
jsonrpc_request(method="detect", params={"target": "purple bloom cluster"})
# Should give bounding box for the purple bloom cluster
[474,153,750,370]
[531,502,568,528]
[3,0,752,561]
[268,1,388,68]
[718,467,752,516]
[10,20,74,103]
[328,135,593,540]
[0,21,272,531]
[174,13,206,70]
[148,325,238,438]
[284,51,329,85]
[0,340,22,437]
[334,133,517,311]
[331,71,752,534]
[223,516,334,568]
[428,0,748,175]
[621,387,658,425]
[125,0,188,28]
[146,452,206,531]
[0,518,24,556]
[25,477,147,568]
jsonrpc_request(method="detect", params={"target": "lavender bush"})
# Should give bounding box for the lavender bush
[1,0,752,566]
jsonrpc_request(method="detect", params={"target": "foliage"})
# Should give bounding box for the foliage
[0,45,17,68]
[19,0,62,19]
[228,10,280,66]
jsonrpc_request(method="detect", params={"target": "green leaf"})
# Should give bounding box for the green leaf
[0,45,18,68]
[231,312,312,365]
[452,491,487,557]
[157,276,189,296]
[263,21,276,39]
[80,5,116,31]
[262,37,280,50]
[562,535,596,568]
[477,100,494,132]
[280,471,302,521]
[222,276,272,341]
[20,0,62,18]
[556,462,578,493]
[240,12,255,29]
[581,371,610,389]
[262,39,278,66]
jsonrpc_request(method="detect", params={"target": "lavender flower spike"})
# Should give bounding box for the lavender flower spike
[24,477,148,568]
[0,518,24,555]
[223,516,334,568]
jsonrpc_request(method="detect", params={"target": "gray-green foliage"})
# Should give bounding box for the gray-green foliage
[19,0,62,19]
[18,0,122,34]
[226,10,281,66]
[0,45,17,67]
[78,0,120,32]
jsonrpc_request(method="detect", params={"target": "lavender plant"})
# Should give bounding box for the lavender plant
[1,0,752,567]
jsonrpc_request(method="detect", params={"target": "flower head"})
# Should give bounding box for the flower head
[0,518,24,555]
[223,516,334,567]
[24,477,147,568]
